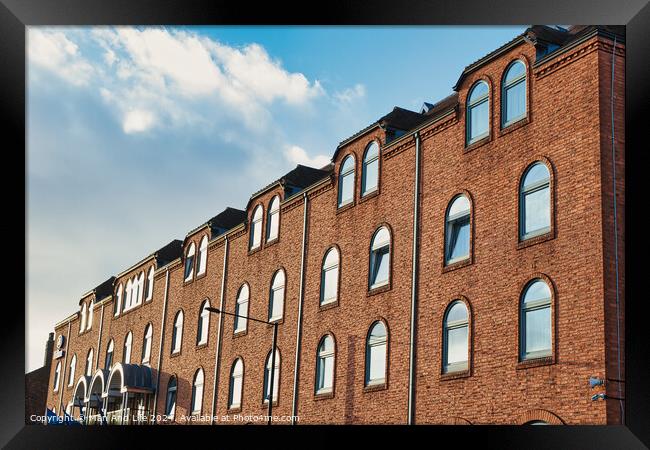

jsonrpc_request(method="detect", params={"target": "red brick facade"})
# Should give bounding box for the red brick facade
[43,26,625,425]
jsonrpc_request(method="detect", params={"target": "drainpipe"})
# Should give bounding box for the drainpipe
[57,320,72,415]
[210,237,229,424]
[291,192,309,423]
[407,131,421,425]
[152,268,170,422]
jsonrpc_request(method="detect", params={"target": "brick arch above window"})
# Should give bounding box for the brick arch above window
[516,409,564,425]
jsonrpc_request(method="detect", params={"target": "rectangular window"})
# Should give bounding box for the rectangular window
[268,213,279,241]
[505,81,526,124]
[447,217,470,263]
[367,344,386,384]
[446,326,468,369]
[523,188,550,236]
[184,257,194,281]
[339,173,354,206]
[235,300,248,332]
[469,101,489,142]
[523,306,551,358]
[362,159,379,194]
[322,267,338,303]
[370,247,389,288]
[269,287,284,321]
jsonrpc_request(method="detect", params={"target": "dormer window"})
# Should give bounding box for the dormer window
[184,243,196,282]
[466,80,489,145]
[249,205,263,250]
[266,196,280,242]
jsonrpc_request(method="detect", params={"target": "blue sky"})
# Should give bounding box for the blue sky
[26,25,525,372]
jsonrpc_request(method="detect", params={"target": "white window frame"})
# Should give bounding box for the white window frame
[79,303,87,333]
[320,247,340,306]
[466,80,490,145]
[197,236,208,276]
[53,362,61,392]
[114,284,123,316]
[229,358,244,409]
[85,348,94,376]
[266,195,280,242]
[86,300,93,331]
[172,311,183,354]
[501,60,527,128]
[520,279,553,361]
[165,376,177,417]
[123,332,132,364]
[197,300,210,345]
[519,162,551,240]
[142,324,152,364]
[191,369,204,415]
[67,355,77,387]
[263,349,281,404]
[105,339,114,370]
[445,195,471,265]
[234,284,249,333]
[146,267,154,301]
[268,269,285,322]
[369,226,391,290]
[442,301,469,373]
[361,141,380,196]
[365,321,388,386]
[249,205,263,250]
[316,335,335,394]
[338,155,355,208]
[184,243,196,282]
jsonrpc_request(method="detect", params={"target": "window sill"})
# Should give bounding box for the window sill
[440,369,471,381]
[517,230,554,250]
[517,355,554,370]
[367,283,391,297]
[227,406,242,414]
[233,329,248,338]
[194,272,207,282]
[499,115,530,137]
[336,201,355,215]
[442,257,472,273]
[195,342,209,350]
[182,277,194,287]
[359,189,380,204]
[247,246,262,256]
[314,390,335,400]
[262,400,279,407]
[464,134,491,153]
[265,237,280,247]
[363,382,388,393]
[170,350,182,359]
[319,300,339,312]
[267,318,284,327]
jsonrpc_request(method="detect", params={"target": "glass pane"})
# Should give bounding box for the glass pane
[448,219,470,261]
[448,195,470,217]
[505,61,526,83]
[340,172,354,204]
[323,267,338,301]
[372,248,389,286]
[271,287,284,319]
[268,213,279,240]
[322,355,334,389]
[524,188,550,235]
[505,80,526,123]
[469,81,488,102]
[446,302,468,323]
[252,221,262,247]
[235,300,248,331]
[469,100,489,141]
[446,326,468,366]
[524,280,552,304]
[341,156,354,174]
[231,376,242,406]
[523,163,549,189]
[524,307,551,354]
[369,322,386,341]
[368,344,386,382]
[372,227,390,249]
[363,158,379,194]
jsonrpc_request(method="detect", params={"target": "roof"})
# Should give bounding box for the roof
[249,164,332,204]
[80,276,116,302]
[186,207,247,239]
[154,240,183,266]
[422,93,459,118]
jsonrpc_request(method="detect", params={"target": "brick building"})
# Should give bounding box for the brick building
[41,24,625,425]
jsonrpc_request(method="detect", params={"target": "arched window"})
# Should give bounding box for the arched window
[165,376,177,417]
[234,284,249,333]
[520,162,551,240]
[145,267,154,301]
[362,141,380,196]
[125,279,133,310]
[79,303,87,333]
[229,358,244,409]
[184,243,196,282]
[53,362,61,392]
[466,80,489,144]
[197,236,208,276]
[123,332,132,364]
[142,324,153,364]
[171,311,183,354]
[105,339,114,369]
[443,301,469,373]
[520,279,552,360]
[67,354,77,387]
[191,368,204,415]
[197,300,210,345]
[266,195,280,242]
[502,60,527,127]
[316,335,335,394]
[114,284,123,316]
[320,247,340,305]
[85,348,94,376]
[268,269,286,322]
[445,195,471,265]
[369,226,391,290]
[86,300,94,331]
[263,349,280,403]
[136,272,144,305]
[249,205,263,250]
[526,420,550,425]
[365,321,388,386]
[338,155,355,207]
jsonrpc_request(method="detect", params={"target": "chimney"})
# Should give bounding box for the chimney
[43,332,54,369]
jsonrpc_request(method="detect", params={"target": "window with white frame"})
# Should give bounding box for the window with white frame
[316,335,335,394]
[338,155,355,207]
[520,162,551,240]
[125,279,133,310]
[53,362,61,392]
[105,339,114,369]
[184,243,196,282]
[146,267,154,301]
[369,226,391,290]
[123,332,132,364]
[445,195,471,265]
[136,272,144,305]
[197,236,208,276]
[191,368,204,415]
[362,141,379,196]
[172,311,183,354]
[85,348,94,376]
[86,300,93,331]
[466,80,489,144]
[249,205,263,250]
[520,279,552,360]
[263,349,280,403]
[234,284,249,333]
[79,303,87,333]
[320,247,340,305]
[114,284,123,316]
[365,321,387,386]
[67,354,77,387]
[268,269,285,322]
[502,60,527,127]
[229,358,244,409]
[266,195,280,242]
[197,300,210,345]
[165,376,177,417]
[142,324,152,364]
[443,301,469,373]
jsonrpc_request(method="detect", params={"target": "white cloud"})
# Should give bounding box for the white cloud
[28,29,94,86]
[284,145,330,168]
[123,109,156,133]
[334,83,366,105]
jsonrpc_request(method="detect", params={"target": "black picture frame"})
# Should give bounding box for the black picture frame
[4,0,649,448]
